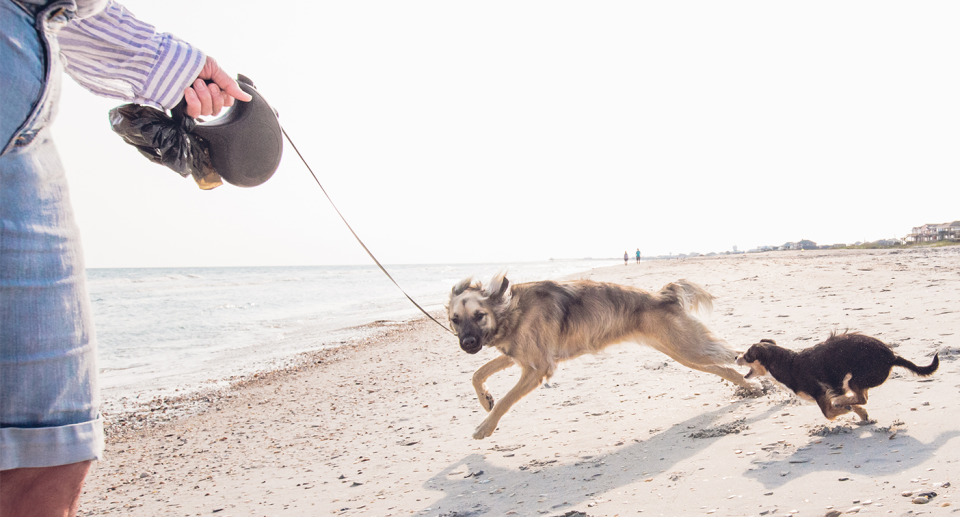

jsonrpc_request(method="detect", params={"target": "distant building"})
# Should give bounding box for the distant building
[778,240,816,250]
[908,221,960,243]
[910,223,941,243]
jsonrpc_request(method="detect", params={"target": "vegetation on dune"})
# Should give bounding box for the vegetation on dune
[843,240,959,250]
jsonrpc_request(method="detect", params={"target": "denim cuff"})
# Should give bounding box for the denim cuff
[0,416,104,470]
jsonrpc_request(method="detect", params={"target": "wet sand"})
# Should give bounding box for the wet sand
[78,247,960,516]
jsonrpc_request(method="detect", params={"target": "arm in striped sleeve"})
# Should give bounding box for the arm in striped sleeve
[58,1,206,110]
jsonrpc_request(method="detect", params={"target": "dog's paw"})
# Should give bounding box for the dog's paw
[472,421,496,440]
[479,393,495,412]
[732,380,769,399]
[851,406,871,422]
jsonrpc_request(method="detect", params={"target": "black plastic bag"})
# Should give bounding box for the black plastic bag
[109,104,223,189]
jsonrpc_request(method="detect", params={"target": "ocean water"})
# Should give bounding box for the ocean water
[86,259,615,401]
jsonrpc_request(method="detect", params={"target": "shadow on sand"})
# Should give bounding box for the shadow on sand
[416,400,960,516]
[743,425,960,489]
[418,400,784,516]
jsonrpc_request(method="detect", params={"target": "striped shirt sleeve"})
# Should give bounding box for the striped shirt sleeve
[58,1,206,110]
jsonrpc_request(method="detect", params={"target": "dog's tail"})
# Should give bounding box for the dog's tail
[661,279,715,317]
[892,353,939,377]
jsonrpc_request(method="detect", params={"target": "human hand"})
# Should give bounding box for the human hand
[182,56,253,118]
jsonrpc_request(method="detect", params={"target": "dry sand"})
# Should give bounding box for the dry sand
[77,247,960,517]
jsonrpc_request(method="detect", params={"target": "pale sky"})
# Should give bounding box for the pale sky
[52,1,960,268]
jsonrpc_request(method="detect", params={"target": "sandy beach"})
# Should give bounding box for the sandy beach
[77,247,960,517]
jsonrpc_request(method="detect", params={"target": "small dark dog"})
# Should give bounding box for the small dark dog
[736,332,939,421]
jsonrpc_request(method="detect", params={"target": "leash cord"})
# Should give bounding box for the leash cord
[280,126,454,335]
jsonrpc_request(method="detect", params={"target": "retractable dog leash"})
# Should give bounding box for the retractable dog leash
[279,126,454,334]
[111,75,453,334]
[168,75,282,188]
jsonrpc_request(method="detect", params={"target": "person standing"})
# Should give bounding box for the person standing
[623,251,628,265]
[635,248,641,264]
[1,1,250,515]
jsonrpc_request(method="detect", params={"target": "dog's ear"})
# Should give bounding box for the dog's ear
[483,270,510,300]
[451,276,473,296]
[760,338,777,345]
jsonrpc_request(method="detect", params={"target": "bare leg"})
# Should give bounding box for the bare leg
[0,461,92,517]
[472,354,515,412]
[473,366,545,439]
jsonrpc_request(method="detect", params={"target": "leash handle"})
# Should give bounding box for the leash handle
[280,126,454,335]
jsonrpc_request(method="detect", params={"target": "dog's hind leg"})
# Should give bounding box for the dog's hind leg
[473,366,545,440]
[830,375,868,408]
[654,348,753,388]
[693,363,753,388]
[831,387,871,422]
[473,354,515,412]
[816,396,852,420]
[638,314,748,386]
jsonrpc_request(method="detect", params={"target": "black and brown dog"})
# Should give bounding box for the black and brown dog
[736,332,939,421]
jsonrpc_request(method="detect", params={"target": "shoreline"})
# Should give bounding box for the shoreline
[96,260,617,436]
[79,247,960,516]
[99,317,441,441]
[89,259,616,408]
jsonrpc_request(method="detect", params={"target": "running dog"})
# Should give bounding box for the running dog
[736,332,939,421]
[447,272,752,439]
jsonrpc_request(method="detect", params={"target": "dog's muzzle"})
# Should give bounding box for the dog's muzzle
[460,336,482,354]
[735,355,754,379]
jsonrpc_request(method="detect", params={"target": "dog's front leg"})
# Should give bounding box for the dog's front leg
[473,366,544,440]
[816,396,852,420]
[472,354,515,412]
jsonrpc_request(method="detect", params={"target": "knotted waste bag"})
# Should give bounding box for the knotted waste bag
[109,103,223,190]
[107,74,283,190]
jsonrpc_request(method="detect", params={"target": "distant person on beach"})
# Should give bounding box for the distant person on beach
[624,251,629,265]
[1,2,250,515]
[636,248,641,264]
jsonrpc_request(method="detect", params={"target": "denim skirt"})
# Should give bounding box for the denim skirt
[0,0,104,469]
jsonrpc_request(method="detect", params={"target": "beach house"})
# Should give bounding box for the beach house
[908,221,960,243]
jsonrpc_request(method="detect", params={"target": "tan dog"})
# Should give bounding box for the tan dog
[448,272,752,439]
